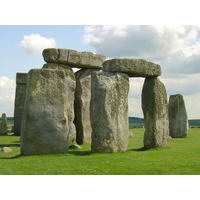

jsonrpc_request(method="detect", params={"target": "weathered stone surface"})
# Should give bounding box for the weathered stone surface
[16,73,27,84]
[103,58,161,77]
[14,73,27,136]
[142,77,169,149]
[74,69,99,145]
[169,94,188,138]
[90,71,129,153]
[0,113,7,135]
[43,48,106,69]
[20,68,76,155]
[2,147,12,153]
[43,63,76,143]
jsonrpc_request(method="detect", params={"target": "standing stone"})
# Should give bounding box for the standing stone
[168,94,188,138]
[43,63,76,142]
[142,77,169,149]
[74,69,99,145]
[90,71,129,153]
[0,113,7,135]
[20,68,75,155]
[14,73,27,136]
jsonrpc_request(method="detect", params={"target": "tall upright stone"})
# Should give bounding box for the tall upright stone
[0,113,7,135]
[142,77,169,149]
[14,73,27,136]
[43,63,76,142]
[90,71,129,153]
[168,94,188,138]
[74,69,99,144]
[20,68,75,155]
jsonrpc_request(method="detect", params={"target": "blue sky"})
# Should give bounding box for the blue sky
[0,25,200,119]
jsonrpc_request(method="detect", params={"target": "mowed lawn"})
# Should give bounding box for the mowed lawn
[0,128,200,175]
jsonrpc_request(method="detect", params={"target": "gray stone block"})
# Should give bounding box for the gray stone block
[42,48,106,69]
[103,58,161,77]
[90,71,129,153]
[169,94,188,138]
[142,77,169,149]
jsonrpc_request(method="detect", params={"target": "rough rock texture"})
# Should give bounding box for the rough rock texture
[90,71,129,153]
[43,48,106,69]
[142,77,169,149]
[43,63,76,143]
[74,69,99,145]
[103,58,161,77]
[20,68,76,155]
[168,94,188,138]
[0,113,7,135]
[14,73,27,136]
[2,147,12,153]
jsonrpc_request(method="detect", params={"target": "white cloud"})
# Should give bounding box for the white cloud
[0,76,15,116]
[20,34,56,56]
[83,25,200,119]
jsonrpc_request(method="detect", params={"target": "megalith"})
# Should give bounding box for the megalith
[20,68,75,155]
[103,58,161,77]
[43,63,76,142]
[168,94,188,138]
[74,69,99,145]
[142,77,169,149]
[0,113,7,135]
[90,70,129,153]
[14,73,27,136]
[43,48,106,69]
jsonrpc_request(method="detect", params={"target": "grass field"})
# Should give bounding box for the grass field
[0,128,200,175]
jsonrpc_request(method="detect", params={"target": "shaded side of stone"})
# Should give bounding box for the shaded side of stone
[20,68,75,155]
[169,94,188,138]
[103,58,161,77]
[90,71,129,153]
[0,113,7,135]
[43,63,76,143]
[42,48,106,69]
[142,77,169,149]
[14,73,27,136]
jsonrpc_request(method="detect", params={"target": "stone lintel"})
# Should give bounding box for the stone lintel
[42,48,106,69]
[103,58,161,77]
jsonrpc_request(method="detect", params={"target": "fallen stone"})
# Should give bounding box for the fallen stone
[142,77,169,149]
[43,63,76,143]
[0,113,8,135]
[69,144,81,149]
[20,68,75,155]
[103,58,161,77]
[169,94,188,138]
[14,73,27,136]
[90,70,129,153]
[2,147,12,153]
[43,48,106,69]
[74,69,99,145]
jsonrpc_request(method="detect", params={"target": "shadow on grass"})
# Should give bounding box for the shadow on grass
[130,147,149,152]
[0,143,20,148]
[0,154,21,159]
[68,150,92,156]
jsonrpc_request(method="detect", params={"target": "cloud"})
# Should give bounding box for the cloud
[0,76,15,116]
[20,34,56,56]
[83,25,200,119]
[83,25,200,60]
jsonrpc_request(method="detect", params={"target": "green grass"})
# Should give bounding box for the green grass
[0,128,200,175]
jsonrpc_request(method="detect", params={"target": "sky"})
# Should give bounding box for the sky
[0,25,200,119]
